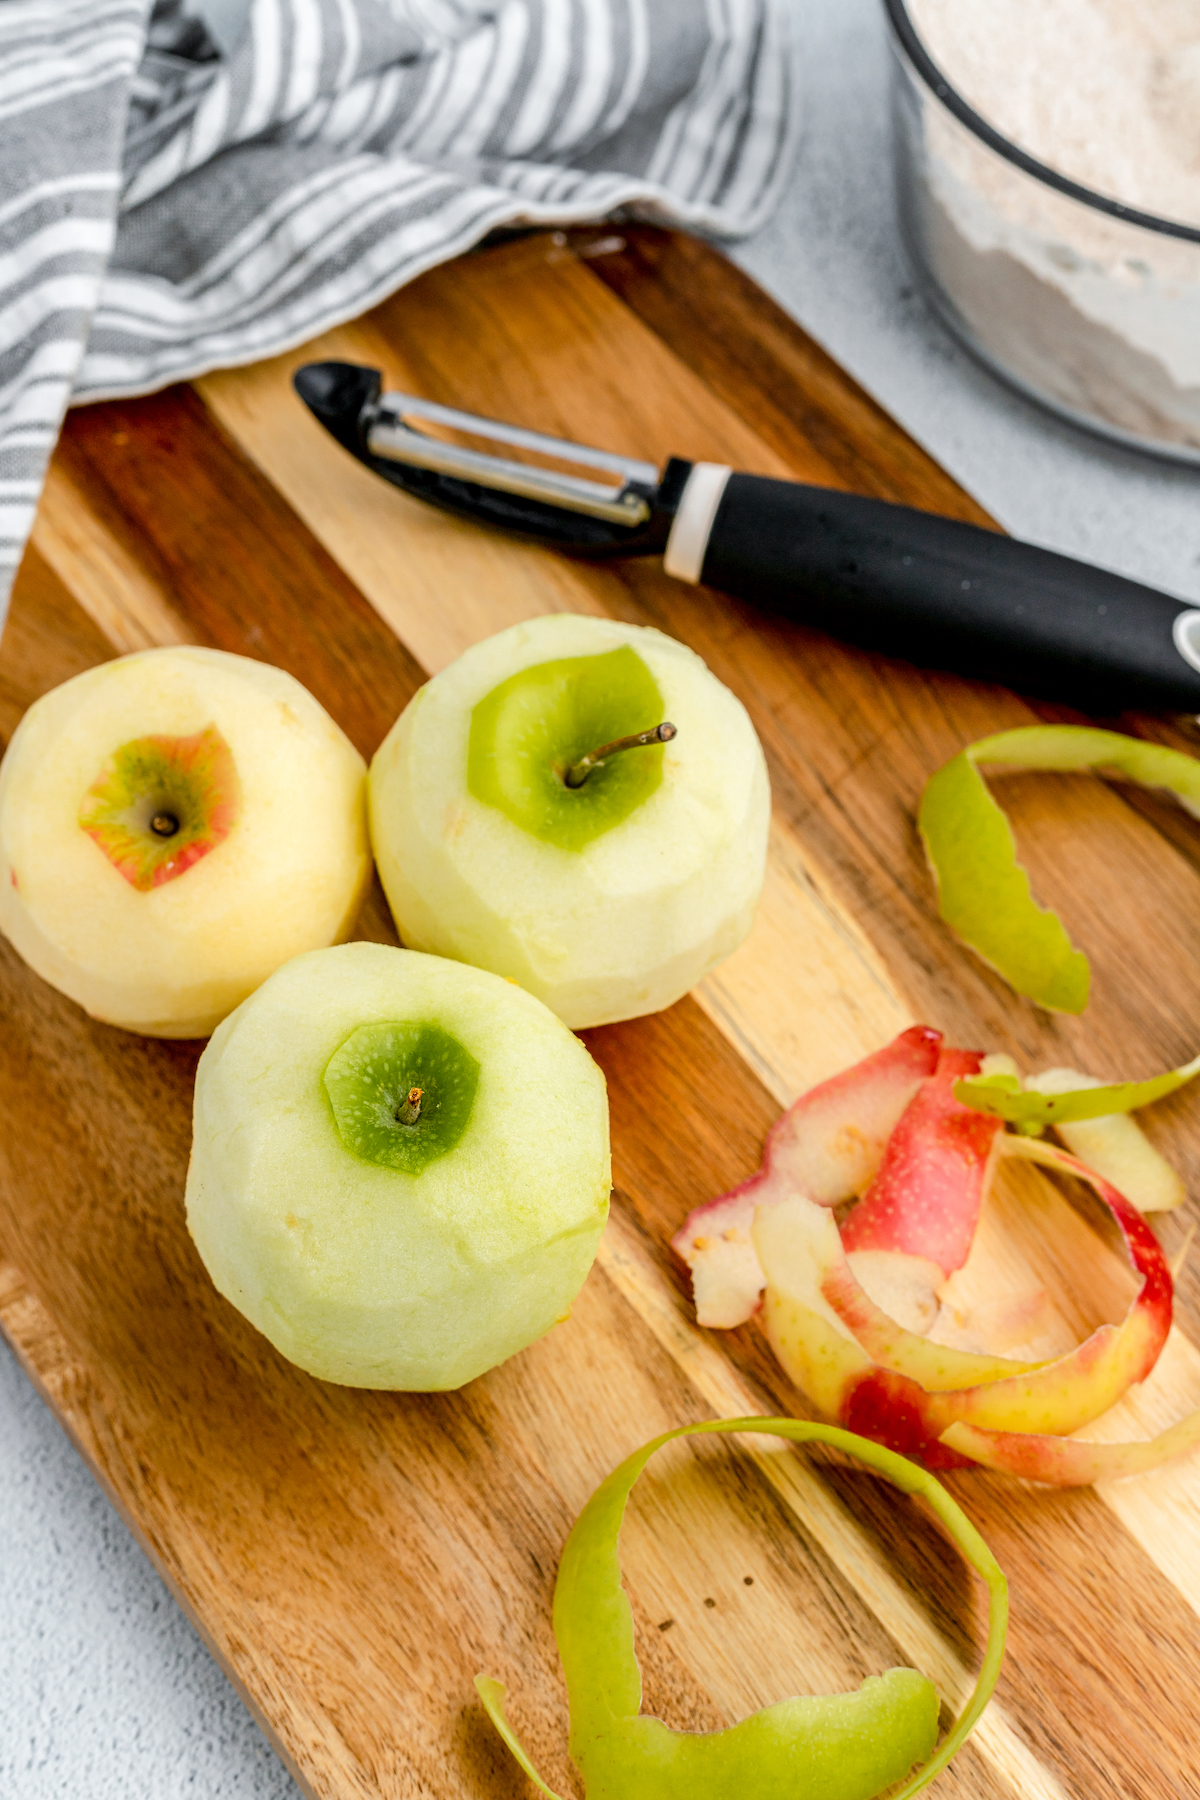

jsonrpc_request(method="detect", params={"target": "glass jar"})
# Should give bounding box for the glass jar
[885,0,1200,464]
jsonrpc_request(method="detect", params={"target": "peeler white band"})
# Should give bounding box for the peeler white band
[1172,608,1200,679]
[663,462,733,584]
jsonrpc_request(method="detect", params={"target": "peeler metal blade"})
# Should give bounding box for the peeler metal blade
[293,361,685,554]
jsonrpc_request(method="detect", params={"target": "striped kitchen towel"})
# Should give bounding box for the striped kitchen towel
[0,0,801,621]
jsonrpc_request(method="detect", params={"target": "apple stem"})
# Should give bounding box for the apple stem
[150,811,180,838]
[563,722,677,789]
[396,1087,423,1126]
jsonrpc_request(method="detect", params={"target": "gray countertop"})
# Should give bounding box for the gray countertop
[3,2,1197,1795]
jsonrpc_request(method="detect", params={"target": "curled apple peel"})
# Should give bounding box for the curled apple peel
[477,1418,1007,1800]
[955,1061,1192,1212]
[671,1026,942,1327]
[1029,1073,1186,1214]
[676,1030,1200,1485]
[758,1138,1173,1462]
[919,725,1200,1013]
[956,1054,1200,1137]
[839,1049,1002,1275]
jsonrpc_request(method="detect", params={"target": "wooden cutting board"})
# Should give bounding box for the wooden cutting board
[3,227,1200,1800]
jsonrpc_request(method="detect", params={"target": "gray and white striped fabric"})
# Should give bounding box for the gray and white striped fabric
[0,0,801,621]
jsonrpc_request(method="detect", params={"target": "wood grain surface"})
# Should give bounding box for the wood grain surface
[4,226,1200,1800]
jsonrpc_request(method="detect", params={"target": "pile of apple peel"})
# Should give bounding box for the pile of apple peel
[673,1027,1200,1486]
[477,1417,1007,1800]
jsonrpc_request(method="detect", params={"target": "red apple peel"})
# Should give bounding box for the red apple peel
[672,1025,941,1327]
[941,1408,1200,1485]
[840,1049,1002,1274]
[678,1031,1190,1486]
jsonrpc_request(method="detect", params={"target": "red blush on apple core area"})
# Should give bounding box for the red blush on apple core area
[78,724,241,892]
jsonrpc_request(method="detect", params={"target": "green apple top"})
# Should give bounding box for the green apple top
[324,1019,480,1173]
[468,645,671,852]
[0,646,370,1037]
[185,942,611,1390]
[369,615,771,1030]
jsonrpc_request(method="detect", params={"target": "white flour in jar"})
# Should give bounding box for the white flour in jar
[909,0,1200,227]
[900,0,1200,450]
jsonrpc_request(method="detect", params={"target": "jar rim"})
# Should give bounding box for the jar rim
[884,0,1200,247]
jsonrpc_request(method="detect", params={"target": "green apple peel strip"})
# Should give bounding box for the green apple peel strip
[955,1055,1200,1134]
[476,1418,1007,1800]
[918,726,1200,1012]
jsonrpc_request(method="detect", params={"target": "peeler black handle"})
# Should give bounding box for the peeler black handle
[293,361,1200,715]
[668,469,1200,714]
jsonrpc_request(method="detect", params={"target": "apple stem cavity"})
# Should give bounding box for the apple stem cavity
[562,722,677,790]
[396,1087,423,1126]
[150,810,180,837]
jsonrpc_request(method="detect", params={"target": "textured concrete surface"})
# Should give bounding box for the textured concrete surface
[4,3,1199,1796]
[0,1340,302,1798]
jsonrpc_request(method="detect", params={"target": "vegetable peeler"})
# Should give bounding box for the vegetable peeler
[294,360,1200,714]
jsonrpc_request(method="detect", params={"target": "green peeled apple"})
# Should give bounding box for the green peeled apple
[369,615,770,1029]
[185,941,611,1389]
